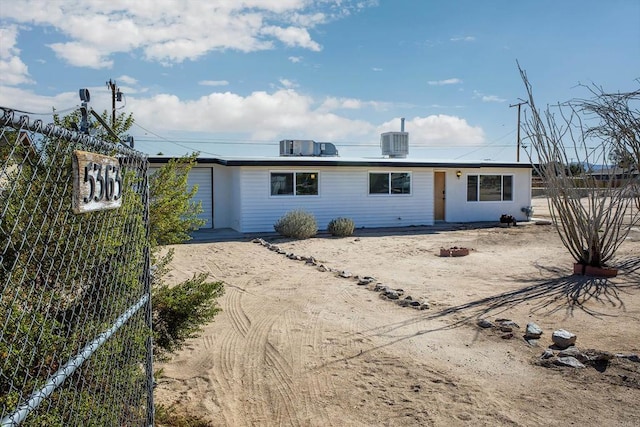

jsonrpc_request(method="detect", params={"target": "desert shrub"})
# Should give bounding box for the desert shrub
[148,153,205,246]
[152,272,224,358]
[273,209,317,239]
[155,404,213,427]
[327,217,355,237]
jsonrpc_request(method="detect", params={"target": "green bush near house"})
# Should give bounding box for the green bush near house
[327,217,355,237]
[273,210,318,239]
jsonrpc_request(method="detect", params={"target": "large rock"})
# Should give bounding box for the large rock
[525,322,543,339]
[552,329,576,349]
[553,356,585,368]
[477,319,494,329]
[498,320,519,332]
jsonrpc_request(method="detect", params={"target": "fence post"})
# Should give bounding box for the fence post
[143,168,155,426]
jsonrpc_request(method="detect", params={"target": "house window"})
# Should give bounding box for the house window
[467,175,513,201]
[369,172,411,195]
[270,172,318,196]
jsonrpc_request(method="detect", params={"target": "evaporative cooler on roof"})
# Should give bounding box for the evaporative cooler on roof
[380,117,409,158]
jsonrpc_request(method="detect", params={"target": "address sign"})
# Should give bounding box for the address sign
[72,150,123,214]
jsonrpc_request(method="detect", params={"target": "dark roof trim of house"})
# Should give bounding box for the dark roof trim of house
[148,156,533,169]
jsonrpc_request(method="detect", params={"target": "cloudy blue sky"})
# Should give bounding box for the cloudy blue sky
[1,0,638,161]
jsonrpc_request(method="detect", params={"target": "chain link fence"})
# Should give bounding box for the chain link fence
[0,109,153,426]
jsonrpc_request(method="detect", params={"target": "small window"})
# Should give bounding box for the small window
[296,172,318,195]
[271,172,318,196]
[467,175,478,201]
[502,175,513,201]
[467,174,513,201]
[369,173,389,194]
[369,172,411,195]
[391,173,411,194]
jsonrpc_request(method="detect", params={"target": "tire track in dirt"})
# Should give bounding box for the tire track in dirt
[281,305,334,426]
[188,287,248,426]
[241,310,302,426]
[299,305,334,425]
[224,285,251,338]
[216,245,306,426]
[207,327,244,427]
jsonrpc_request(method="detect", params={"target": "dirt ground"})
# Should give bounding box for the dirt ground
[155,198,640,427]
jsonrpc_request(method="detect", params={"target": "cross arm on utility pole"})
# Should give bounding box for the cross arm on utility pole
[106,79,123,128]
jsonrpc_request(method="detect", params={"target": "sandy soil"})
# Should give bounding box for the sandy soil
[155,198,640,426]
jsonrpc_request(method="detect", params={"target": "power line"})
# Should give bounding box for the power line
[0,105,81,116]
[454,128,517,159]
[131,121,223,156]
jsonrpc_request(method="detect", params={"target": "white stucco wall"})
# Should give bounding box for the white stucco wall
[211,164,231,229]
[235,166,435,233]
[187,168,213,228]
[443,167,532,222]
[153,162,533,232]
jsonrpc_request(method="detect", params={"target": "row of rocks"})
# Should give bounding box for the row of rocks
[252,238,430,311]
[477,318,639,369]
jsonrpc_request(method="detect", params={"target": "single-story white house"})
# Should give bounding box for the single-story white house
[149,139,532,233]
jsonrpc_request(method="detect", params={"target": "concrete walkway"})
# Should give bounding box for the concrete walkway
[187,220,543,243]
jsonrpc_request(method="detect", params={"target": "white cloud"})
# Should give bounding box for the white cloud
[481,95,506,103]
[278,78,298,88]
[0,86,78,113]
[288,56,303,63]
[0,0,364,69]
[428,78,462,86]
[48,41,113,69]
[0,25,33,85]
[378,115,485,146]
[117,75,138,85]
[372,67,382,72]
[0,84,486,153]
[319,97,365,111]
[450,36,476,42]
[199,80,230,87]
[130,88,374,141]
[473,90,506,103]
[261,26,322,51]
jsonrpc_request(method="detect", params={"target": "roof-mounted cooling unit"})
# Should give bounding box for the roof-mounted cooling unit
[279,140,339,157]
[380,132,409,158]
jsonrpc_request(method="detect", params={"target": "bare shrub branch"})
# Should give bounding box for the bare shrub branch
[519,65,639,268]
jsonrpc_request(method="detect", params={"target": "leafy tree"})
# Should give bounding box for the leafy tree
[1,115,148,425]
[148,153,205,247]
[1,106,223,423]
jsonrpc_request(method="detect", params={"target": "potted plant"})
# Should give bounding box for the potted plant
[520,206,534,220]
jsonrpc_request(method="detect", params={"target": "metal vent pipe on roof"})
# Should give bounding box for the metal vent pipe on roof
[401,117,405,132]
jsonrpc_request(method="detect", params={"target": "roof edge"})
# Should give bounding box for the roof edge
[147,156,533,169]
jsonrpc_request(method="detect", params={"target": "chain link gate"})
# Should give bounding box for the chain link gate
[0,109,153,426]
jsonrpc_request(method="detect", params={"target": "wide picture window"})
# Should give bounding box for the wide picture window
[467,175,513,201]
[270,172,318,196]
[369,172,411,195]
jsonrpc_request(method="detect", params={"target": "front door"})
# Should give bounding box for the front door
[434,171,446,221]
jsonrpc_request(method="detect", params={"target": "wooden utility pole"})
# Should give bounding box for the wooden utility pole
[509,100,528,162]
[106,79,122,127]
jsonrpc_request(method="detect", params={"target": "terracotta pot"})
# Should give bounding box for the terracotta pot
[450,248,470,257]
[439,247,470,257]
[573,263,618,278]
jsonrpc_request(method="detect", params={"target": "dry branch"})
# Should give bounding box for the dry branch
[518,66,639,268]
